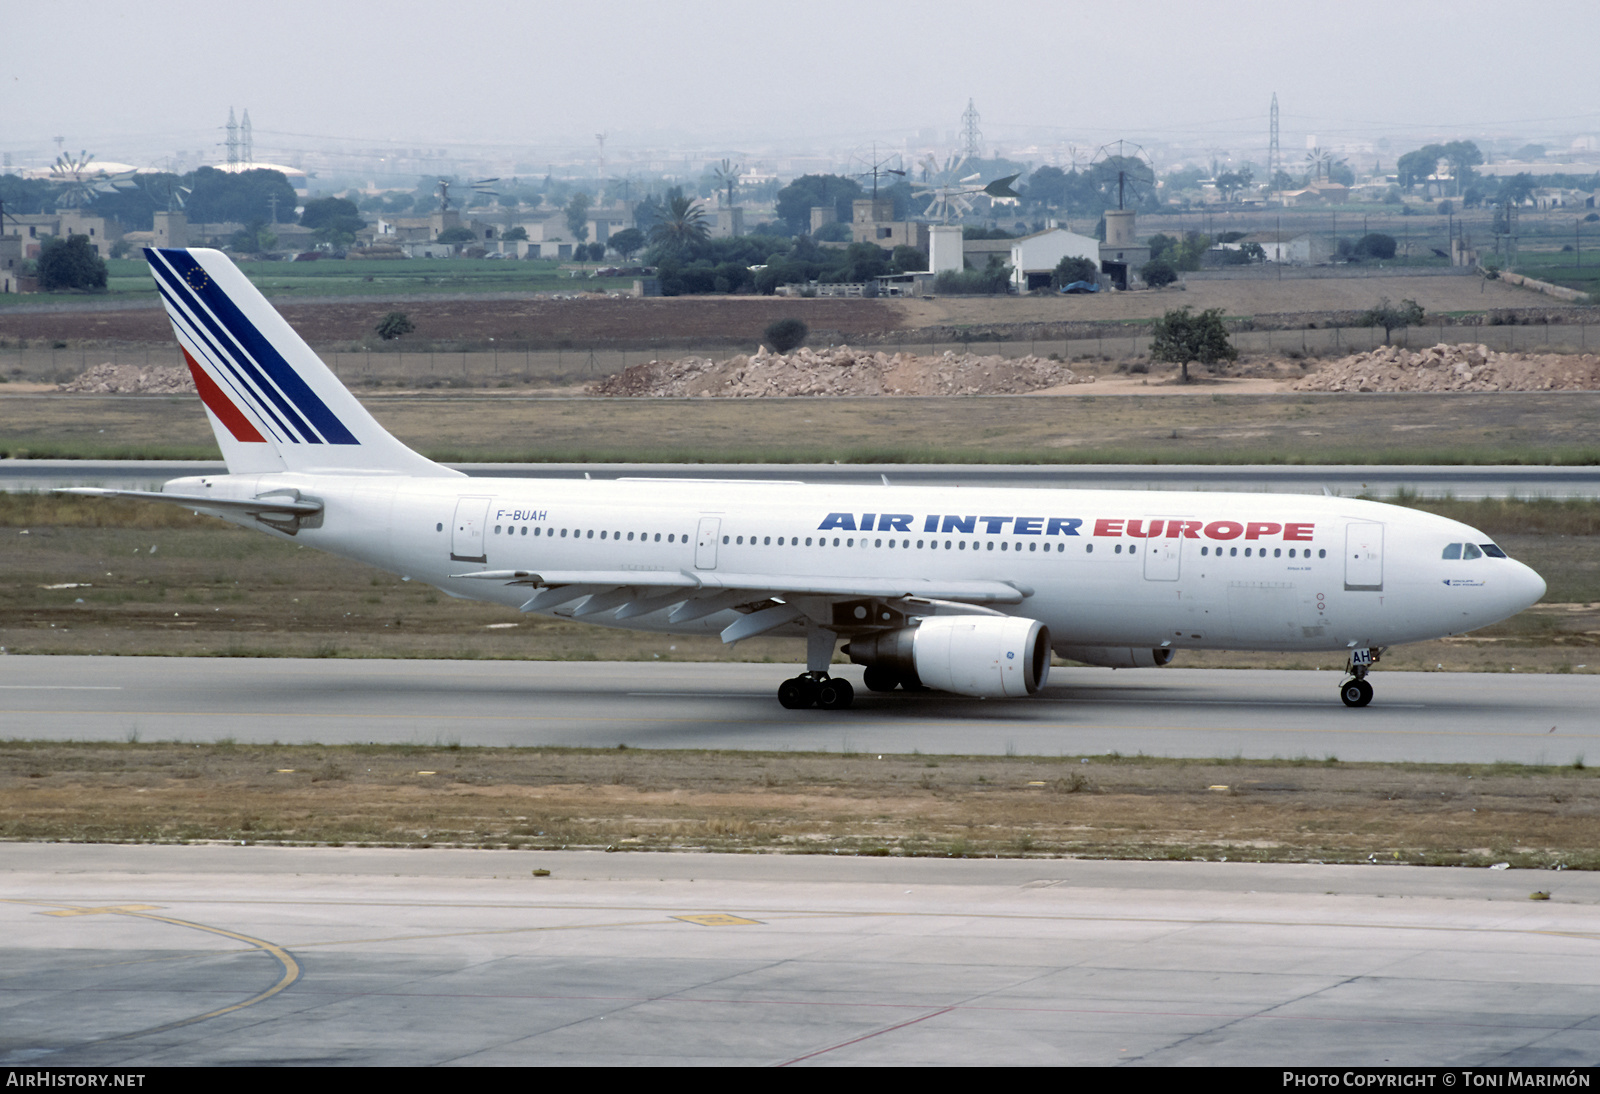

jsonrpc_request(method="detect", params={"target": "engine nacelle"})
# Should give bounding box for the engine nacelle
[1055,645,1174,669]
[846,616,1050,698]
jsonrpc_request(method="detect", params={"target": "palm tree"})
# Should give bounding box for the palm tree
[649,190,710,249]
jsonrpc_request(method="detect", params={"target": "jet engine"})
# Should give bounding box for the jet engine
[1054,646,1174,669]
[845,616,1050,698]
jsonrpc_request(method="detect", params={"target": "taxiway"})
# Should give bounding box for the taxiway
[2,656,1595,764]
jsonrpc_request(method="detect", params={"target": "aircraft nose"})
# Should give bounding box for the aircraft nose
[1509,560,1546,611]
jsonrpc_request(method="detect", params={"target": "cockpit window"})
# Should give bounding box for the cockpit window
[1480,543,1507,559]
[1442,543,1462,560]
[1462,543,1483,560]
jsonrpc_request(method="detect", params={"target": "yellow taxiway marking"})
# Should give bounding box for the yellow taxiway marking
[3,898,301,1040]
[672,914,763,927]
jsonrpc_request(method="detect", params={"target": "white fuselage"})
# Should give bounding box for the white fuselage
[167,471,1548,655]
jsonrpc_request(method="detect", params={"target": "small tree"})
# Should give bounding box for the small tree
[1214,168,1254,202]
[1149,306,1236,381]
[1360,297,1425,344]
[608,227,644,261]
[37,235,107,292]
[503,225,529,241]
[1051,255,1098,289]
[565,192,592,242]
[375,311,414,341]
[763,318,808,353]
[1354,232,1397,260]
[436,226,475,244]
[1140,259,1178,288]
[889,245,927,274]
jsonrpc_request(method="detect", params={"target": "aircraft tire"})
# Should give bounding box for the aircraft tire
[778,676,818,709]
[1339,679,1374,708]
[817,677,855,710]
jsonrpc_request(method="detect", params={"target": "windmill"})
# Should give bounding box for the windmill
[49,151,137,209]
[146,176,192,213]
[1090,140,1156,210]
[911,153,1020,224]
[847,144,906,198]
[1304,147,1345,184]
[711,158,743,207]
[435,177,499,214]
[913,153,973,222]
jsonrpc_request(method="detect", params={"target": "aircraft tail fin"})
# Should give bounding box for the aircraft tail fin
[145,247,457,478]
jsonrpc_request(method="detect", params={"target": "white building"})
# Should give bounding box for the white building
[1007,227,1100,291]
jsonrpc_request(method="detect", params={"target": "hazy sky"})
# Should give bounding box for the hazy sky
[8,0,1597,170]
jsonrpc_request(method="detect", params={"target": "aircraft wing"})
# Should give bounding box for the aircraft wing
[449,568,1030,641]
[451,568,1027,602]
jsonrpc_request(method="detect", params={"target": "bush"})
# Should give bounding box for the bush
[763,318,808,353]
[1355,232,1397,260]
[1051,256,1098,289]
[375,312,415,341]
[1140,259,1178,288]
[1149,306,1236,381]
[37,235,107,293]
[932,267,1012,295]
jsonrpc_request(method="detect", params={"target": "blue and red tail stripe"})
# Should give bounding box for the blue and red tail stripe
[181,347,265,443]
[147,248,359,446]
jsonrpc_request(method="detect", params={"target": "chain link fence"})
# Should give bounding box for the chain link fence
[5,323,1598,387]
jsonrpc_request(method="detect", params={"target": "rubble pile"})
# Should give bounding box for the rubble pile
[58,363,196,394]
[589,344,1093,397]
[1294,343,1600,393]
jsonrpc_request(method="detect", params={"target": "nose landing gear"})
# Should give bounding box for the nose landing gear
[1339,647,1379,707]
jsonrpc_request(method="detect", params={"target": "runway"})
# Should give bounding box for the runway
[3,656,1596,764]
[2,844,1595,1066]
[9,459,1600,498]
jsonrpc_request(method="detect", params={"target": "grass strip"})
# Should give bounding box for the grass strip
[3,742,1595,868]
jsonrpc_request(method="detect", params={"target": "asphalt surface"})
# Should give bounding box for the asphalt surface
[8,459,1600,498]
[3,845,1595,1066]
[3,657,1595,764]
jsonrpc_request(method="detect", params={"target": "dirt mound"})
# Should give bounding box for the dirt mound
[588,344,1093,397]
[57,362,196,395]
[1294,343,1600,393]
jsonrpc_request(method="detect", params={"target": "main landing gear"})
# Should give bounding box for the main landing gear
[778,623,855,710]
[1339,647,1379,708]
[778,672,854,710]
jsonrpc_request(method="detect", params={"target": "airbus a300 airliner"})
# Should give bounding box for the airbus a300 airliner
[66,248,1547,710]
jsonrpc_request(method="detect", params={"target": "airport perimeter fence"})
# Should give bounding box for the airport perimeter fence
[7,322,1600,388]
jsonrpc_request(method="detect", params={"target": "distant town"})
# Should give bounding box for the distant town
[4,100,1598,302]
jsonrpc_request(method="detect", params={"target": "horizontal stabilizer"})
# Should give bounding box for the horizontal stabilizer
[56,487,322,517]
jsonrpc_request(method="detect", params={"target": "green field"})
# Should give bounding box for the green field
[1512,253,1600,298]
[8,390,1600,466]
[26,256,595,304]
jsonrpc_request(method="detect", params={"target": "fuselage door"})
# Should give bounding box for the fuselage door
[1344,522,1384,591]
[695,516,722,570]
[1142,517,1185,581]
[451,496,492,563]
